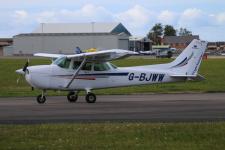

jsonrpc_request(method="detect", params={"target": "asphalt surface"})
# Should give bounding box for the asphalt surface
[0,93,225,124]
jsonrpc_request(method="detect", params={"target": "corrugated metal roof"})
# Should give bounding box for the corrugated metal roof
[14,32,122,37]
[33,22,123,34]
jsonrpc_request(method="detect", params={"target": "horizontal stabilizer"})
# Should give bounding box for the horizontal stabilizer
[171,74,205,81]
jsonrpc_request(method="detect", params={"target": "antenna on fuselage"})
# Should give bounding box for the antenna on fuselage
[75,47,82,54]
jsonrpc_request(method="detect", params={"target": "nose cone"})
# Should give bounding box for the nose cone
[16,69,25,75]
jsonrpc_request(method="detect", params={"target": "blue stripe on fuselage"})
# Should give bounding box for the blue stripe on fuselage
[54,72,129,77]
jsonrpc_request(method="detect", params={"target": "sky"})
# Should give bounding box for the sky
[0,0,225,41]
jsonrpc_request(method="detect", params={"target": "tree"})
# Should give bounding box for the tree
[147,23,163,45]
[164,25,176,36]
[178,28,192,36]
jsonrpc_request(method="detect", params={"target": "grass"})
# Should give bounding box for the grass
[0,122,225,150]
[0,58,225,97]
[1,58,225,150]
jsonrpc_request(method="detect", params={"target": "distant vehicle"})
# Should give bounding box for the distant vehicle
[16,40,207,104]
[170,48,177,52]
[155,49,173,58]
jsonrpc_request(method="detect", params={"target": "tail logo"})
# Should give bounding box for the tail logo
[171,52,194,68]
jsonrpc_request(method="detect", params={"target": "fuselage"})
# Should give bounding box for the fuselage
[20,61,184,91]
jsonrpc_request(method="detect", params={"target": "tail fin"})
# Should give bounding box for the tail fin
[75,47,82,54]
[169,39,207,76]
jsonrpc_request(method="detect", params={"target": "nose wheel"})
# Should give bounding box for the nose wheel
[85,93,96,103]
[37,90,46,104]
[37,95,46,104]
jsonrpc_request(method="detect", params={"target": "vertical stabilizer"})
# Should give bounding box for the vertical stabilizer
[170,39,207,76]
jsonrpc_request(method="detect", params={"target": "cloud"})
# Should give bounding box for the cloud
[14,10,28,19]
[12,10,29,24]
[34,4,114,23]
[115,5,155,35]
[216,12,225,24]
[178,8,206,27]
[36,11,58,23]
[116,5,152,27]
[1,3,225,41]
[157,10,177,25]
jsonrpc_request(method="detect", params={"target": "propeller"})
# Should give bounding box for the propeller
[22,59,29,73]
[16,59,29,84]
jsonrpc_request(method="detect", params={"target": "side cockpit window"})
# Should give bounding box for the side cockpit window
[54,57,71,69]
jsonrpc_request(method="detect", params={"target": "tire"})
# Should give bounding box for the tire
[67,92,78,102]
[167,51,173,58]
[37,94,46,104]
[85,93,96,103]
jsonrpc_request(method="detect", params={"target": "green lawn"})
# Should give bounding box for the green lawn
[0,122,225,150]
[0,58,225,97]
[1,58,225,150]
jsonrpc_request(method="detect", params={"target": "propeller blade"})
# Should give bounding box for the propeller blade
[22,59,29,72]
[16,76,21,84]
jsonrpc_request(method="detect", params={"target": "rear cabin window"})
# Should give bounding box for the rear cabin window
[73,61,82,70]
[94,63,110,71]
[82,62,92,71]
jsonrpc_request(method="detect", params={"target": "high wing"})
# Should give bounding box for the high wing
[34,49,137,62]
[66,49,137,61]
[34,53,65,58]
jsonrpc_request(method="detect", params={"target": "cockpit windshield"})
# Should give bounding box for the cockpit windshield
[109,62,118,69]
[54,57,71,68]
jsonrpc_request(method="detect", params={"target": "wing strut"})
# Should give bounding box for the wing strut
[66,57,87,88]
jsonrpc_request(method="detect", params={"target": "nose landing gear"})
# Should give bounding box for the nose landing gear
[37,90,46,104]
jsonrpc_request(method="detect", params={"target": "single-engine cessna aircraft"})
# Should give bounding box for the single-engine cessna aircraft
[16,39,207,104]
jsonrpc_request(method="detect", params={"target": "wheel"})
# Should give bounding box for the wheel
[85,93,96,103]
[67,92,78,102]
[37,94,46,104]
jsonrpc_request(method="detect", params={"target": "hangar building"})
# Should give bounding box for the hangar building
[13,22,131,55]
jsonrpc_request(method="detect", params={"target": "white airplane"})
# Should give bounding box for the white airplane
[16,39,207,104]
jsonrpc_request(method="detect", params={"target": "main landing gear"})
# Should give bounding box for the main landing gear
[36,90,97,104]
[85,92,96,103]
[67,91,97,103]
[67,91,78,102]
